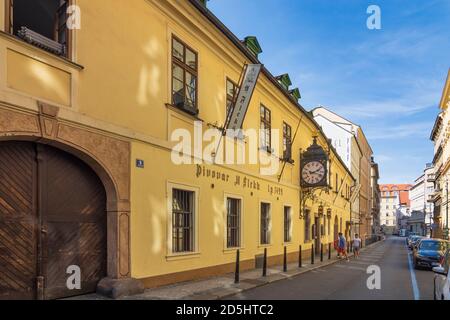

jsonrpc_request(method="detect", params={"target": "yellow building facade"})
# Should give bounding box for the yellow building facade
[430,69,450,240]
[0,0,353,298]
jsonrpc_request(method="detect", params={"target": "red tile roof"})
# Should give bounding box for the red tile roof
[379,184,412,192]
[399,192,410,207]
[379,184,412,206]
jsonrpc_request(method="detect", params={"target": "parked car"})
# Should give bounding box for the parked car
[412,238,426,252]
[413,239,450,269]
[433,249,450,300]
[408,235,423,249]
[406,234,415,245]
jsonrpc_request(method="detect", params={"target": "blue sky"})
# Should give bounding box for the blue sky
[209,0,450,184]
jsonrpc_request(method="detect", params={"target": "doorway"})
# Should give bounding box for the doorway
[0,141,107,299]
[314,217,321,255]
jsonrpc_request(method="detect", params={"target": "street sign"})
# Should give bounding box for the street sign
[226,64,262,134]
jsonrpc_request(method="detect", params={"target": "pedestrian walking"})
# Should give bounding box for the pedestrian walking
[337,232,349,261]
[353,234,362,259]
[334,238,340,258]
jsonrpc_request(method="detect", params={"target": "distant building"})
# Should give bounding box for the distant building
[312,107,377,240]
[379,184,412,234]
[371,158,381,235]
[407,211,427,236]
[398,215,410,232]
[409,164,434,235]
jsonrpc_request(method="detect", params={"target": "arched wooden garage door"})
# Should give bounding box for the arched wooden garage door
[0,141,107,300]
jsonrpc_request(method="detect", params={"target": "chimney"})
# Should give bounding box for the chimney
[243,36,262,59]
[198,0,208,7]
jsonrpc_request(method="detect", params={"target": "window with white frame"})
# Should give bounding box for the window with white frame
[260,203,271,245]
[172,189,195,253]
[227,198,241,248]
[8,0,70,57]
[172,36,198,114]
[284,206,292,243]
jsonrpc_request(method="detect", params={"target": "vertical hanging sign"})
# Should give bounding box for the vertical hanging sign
[226,64,262,135]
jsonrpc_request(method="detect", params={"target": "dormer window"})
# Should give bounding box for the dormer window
[6,0,70,57]
[290,88,301,101]
[275,74,292,91]
[242,36,262,59]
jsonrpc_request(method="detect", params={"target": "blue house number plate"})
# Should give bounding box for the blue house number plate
[136,159,145,168]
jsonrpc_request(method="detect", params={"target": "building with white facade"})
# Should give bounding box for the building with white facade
[410,164,435,235]
[312,107,362,236]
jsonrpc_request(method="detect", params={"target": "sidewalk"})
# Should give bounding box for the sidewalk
[70,239,385,300]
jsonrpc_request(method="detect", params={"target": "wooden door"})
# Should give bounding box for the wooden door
[0,142,106,300]
[0,142,37,299]
[314,217,321,254]
[39,144,107,299]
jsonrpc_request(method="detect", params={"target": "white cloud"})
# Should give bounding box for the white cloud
[365,121,434,140]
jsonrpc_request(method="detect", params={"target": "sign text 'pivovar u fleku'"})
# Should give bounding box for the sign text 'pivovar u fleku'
[226,64,262,134]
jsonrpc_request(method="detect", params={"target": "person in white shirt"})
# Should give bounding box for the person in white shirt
[353,234,362,259]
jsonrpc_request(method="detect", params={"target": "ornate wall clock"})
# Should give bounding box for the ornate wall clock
[302,161,326,185]
[300,137,329,188]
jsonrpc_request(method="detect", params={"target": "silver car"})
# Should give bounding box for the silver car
[433,249,450,300]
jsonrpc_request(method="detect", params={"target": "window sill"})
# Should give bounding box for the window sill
[223,247,245,254]
[166,103,203,122]
[258,244,272,249]
[166,252,201,261]
[259,147,274,154]
[0,31,83,70]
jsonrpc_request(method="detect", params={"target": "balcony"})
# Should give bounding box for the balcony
[427,191,441,203]
[427,174,436,183]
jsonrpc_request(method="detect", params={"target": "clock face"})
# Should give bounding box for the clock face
[302,161,326,185]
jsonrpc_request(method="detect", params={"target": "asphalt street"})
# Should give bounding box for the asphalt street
[228,237,435,300]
